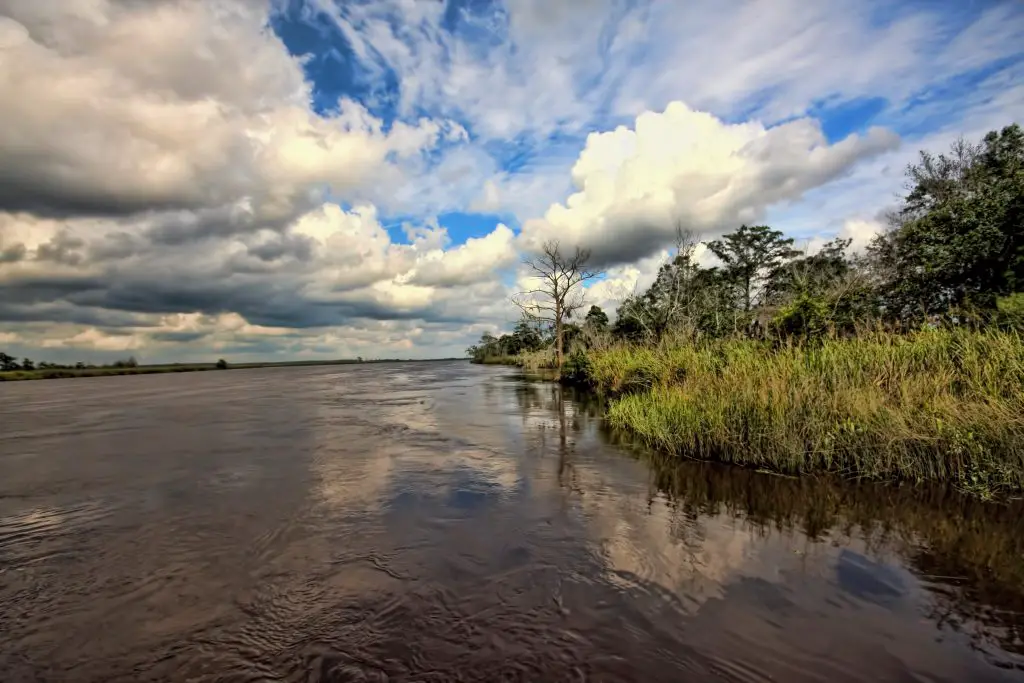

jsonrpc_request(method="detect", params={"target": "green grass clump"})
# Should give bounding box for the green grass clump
[582,329,1024,494]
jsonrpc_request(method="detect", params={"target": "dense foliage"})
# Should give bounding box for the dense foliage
[467,319,546,363]
[603,125,1024,343]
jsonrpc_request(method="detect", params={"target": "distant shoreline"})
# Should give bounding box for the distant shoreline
[0,357,467,382]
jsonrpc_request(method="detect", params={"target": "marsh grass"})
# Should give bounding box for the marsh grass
[578,329,1024,494]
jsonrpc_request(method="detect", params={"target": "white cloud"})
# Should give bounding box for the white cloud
[406,223,517,287]
[611,1,1023,124]
[0,0,449,219]
[518,102,898,265]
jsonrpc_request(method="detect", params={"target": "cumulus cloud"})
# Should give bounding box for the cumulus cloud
[0,198,519,359]
[518,102,898,265]
[0,0,509,360]
[0,0,449,220]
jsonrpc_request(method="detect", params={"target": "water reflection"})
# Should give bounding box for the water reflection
[598,415,1024,669]
[0,363,1021,681]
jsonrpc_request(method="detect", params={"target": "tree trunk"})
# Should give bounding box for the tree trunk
[555,303,564,368]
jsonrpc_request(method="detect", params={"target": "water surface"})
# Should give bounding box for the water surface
[1,362,1022,681]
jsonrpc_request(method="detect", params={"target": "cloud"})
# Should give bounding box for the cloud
[0,0,448,220]
[518,102,898,265]
[611,1,1024,124]
[0,0,1020,361]
[406,223,516,287]
[0,200,519,359]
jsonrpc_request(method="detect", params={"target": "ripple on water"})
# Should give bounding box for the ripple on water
[0,363,1022,682]
[0,500,112,564]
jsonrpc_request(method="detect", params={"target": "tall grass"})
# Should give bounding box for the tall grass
[577,329,1024,495]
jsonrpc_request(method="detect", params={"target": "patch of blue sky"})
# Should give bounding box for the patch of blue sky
[810,96,890,143]
[271,1,400,120]
[439,211,515,243]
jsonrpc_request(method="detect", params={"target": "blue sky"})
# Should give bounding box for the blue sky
[0,0,1022,361]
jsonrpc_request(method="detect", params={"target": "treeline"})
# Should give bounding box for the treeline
[613,123,1023,343]
[0,353,141,372]
[467,307,610,363]
[473,123,1023,361]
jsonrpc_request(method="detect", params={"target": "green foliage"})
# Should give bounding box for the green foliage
[613,235,746,341]
[560,348,594,386]
[995,293,1024,330]
[603,124,1022,348]
[216,358,229,370]
[870,124,1024,320]
[577,329,1024,496]
[466,318,547,363]
[770,292,830,340]
[706,224,801,312]
[583,305,609,332]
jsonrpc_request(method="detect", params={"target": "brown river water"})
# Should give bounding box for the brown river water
[1,361,1022,682]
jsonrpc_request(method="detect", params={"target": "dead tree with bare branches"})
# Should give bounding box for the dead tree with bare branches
[512,240,600,368]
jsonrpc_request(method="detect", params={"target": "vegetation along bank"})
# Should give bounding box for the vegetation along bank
[470,124,1024,497]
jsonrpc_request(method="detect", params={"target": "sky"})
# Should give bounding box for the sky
[0,0,1022,363]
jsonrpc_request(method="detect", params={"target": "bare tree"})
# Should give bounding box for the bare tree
[512,239,600,368]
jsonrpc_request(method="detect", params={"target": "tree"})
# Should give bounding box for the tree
[765,238,852,304]
[0,352,17,371]
[513,240,600,368]
[613,228,748,341]
[707,224,800,313]
[583,305,609,332]
[21,358,34,371]
[511,317,544,353]
[215,359,228,370]
[870,124,1024,321]
[612,229,703,341]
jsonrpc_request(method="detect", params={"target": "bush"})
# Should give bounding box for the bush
[560,348,594,386]
[771,293,830,340]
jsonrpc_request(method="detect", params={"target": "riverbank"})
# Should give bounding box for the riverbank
[0,365,220,381]
[0,357,465,381]
[566,328,1024,498]
[470,355,520,366]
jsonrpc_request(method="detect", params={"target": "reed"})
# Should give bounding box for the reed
[576,329,1024,495]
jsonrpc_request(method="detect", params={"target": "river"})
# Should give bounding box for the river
[1,361,1021,681]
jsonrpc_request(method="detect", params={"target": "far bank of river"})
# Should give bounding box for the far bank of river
[0,357,465,381]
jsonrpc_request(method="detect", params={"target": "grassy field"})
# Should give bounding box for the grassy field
[0,357,464,381]
[570,329,1024,497]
